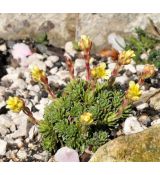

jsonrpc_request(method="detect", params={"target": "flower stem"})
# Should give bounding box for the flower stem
[44,83,56,100]
[23,107,39,125]
[84,51,91,81]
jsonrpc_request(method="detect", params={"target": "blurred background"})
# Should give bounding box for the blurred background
[0,13,160,51]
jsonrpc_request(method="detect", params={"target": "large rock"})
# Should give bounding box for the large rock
[0,14,160,50]
[90,124,160,162]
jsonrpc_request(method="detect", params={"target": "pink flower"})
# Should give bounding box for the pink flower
[11,43,32,60]
[54,147,80,162]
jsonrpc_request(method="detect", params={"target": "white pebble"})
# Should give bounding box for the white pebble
[123,116,146,135]
[136,103,149,110]
[0,139,7,156]
[54,147,79,162]
[151,119,160,126]
[47,56,59,63]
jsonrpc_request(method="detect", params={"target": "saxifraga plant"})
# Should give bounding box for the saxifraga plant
[7,35,156,156]
[39,79,131,153]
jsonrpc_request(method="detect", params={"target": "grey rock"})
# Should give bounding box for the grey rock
[0,139,7,156]
[36,44,48,53]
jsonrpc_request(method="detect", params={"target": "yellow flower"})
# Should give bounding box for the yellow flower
[91,63,111,79]
[31,65,46,82]
[78,35,92,51]
[126,81,142,101]
[80,112,93,125]
[6,96,24,113]
[118,50,135,65]
[141,64,156,79]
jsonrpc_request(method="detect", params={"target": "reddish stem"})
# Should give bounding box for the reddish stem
[23,107,39,125]
[84,51,91,81]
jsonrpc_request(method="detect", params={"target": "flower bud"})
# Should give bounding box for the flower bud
[78,35,92,52]
[118,50,135,65]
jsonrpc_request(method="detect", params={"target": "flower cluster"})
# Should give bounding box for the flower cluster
[31,65,47,82]
[30,65,55,99]
[6,96,24,113]
[126,81,142,101]
[6,96,38,124]
[78,35,92,52]
[91,63,111,79]
[118,50,135,65]
[80,112,93,125]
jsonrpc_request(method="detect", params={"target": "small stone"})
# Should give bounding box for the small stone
[47,56,59,63]
[29,60,46,71]
[54,147,79,162]
[149,92,160,111]
[11,43,32,60]
[28,53,45,61]
[29,125,38,140]
[56,70,70,80]
[36,44,48,54]
[65,41,77,57]
[7,114,28,139]
[138,114,151,127]
[0,124,8,136]
[151,119,160,126]
[0,115,13,128]
[124,64,136,74]
[11,79,26,90]
[136,65,145,74]
[108,63,116,71]
[140,53,148,61]
[14,139,24,148]
[45,60,53,68]
[0,139,7,156]
[115,74,129,85]
[50,67,58,74]
[123,116,146,135]
[136,103,149,110]
[74,59,86,76]
[17,149,27,160]
[33,151,49,161]
[0,44,7,52]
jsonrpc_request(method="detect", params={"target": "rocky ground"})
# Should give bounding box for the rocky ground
[0,35,160,162]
